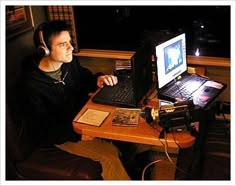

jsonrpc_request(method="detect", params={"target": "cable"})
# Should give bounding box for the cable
[170,128,182,149]
[147,119,163,135]
[147,118,192,179]
[163,130,174,165]
[170,128,194,179]
[141,159,163,180]
[163,129,192,178]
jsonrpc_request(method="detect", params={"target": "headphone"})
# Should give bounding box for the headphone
[38,25,50,57]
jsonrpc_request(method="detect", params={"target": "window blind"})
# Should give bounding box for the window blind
[47,6,78,52]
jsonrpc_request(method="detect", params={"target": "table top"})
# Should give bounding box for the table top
[73,95,196,150]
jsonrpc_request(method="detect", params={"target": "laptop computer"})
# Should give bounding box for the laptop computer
[155,33,226,108]
[92,42,153,108]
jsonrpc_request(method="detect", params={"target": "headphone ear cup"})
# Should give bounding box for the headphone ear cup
[38,45,50,57]
[38,29,50,57]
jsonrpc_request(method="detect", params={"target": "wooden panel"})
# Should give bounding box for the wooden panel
[75,49,134,59]
[76,50,230,67]
[205,66,230,102]
[187,55,230,67]
[79,56,115,75]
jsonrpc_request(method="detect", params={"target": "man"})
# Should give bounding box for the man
[22,20,130,180]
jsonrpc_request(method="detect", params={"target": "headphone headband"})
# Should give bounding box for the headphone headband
[38,25,50,57]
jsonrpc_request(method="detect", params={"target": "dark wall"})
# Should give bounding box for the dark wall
[6,6,47,107]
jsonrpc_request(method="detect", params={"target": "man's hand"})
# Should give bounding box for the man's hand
[97,75,118,88]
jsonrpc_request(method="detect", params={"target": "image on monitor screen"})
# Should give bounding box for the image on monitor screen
[155,33,187,89]
[164,40,184,74]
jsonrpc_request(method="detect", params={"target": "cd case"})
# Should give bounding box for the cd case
[112,108,141,126]
[75,108,110,127]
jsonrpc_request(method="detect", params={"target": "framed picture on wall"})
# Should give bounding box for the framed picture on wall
[6,6,34,39]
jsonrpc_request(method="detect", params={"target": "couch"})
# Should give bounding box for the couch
[6,102,103,180]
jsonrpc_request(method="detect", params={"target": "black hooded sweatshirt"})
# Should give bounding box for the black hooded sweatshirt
[22,54,103,147]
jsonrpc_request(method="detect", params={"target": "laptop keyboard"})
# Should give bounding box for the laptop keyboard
[92,76,136,107]
[110,80,134,103]
[163,74,207,100]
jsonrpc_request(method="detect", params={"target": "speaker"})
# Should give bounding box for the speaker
[38,29,50,57]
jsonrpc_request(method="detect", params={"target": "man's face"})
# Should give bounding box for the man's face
[49,31,74,63]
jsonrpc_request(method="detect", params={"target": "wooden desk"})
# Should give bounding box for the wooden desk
[73,97,195,150]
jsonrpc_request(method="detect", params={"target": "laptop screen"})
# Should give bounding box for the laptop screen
[155,33,187,89]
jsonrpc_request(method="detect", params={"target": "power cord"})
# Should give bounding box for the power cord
[162,130,193,178]
[141,128,191,180]
[170,127,199,180]
[141,159,163,180]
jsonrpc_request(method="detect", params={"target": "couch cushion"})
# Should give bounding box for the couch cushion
[16,147,103,180]
[6,104,34,162]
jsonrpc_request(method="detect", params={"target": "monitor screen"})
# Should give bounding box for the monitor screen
[155,33,187,89]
